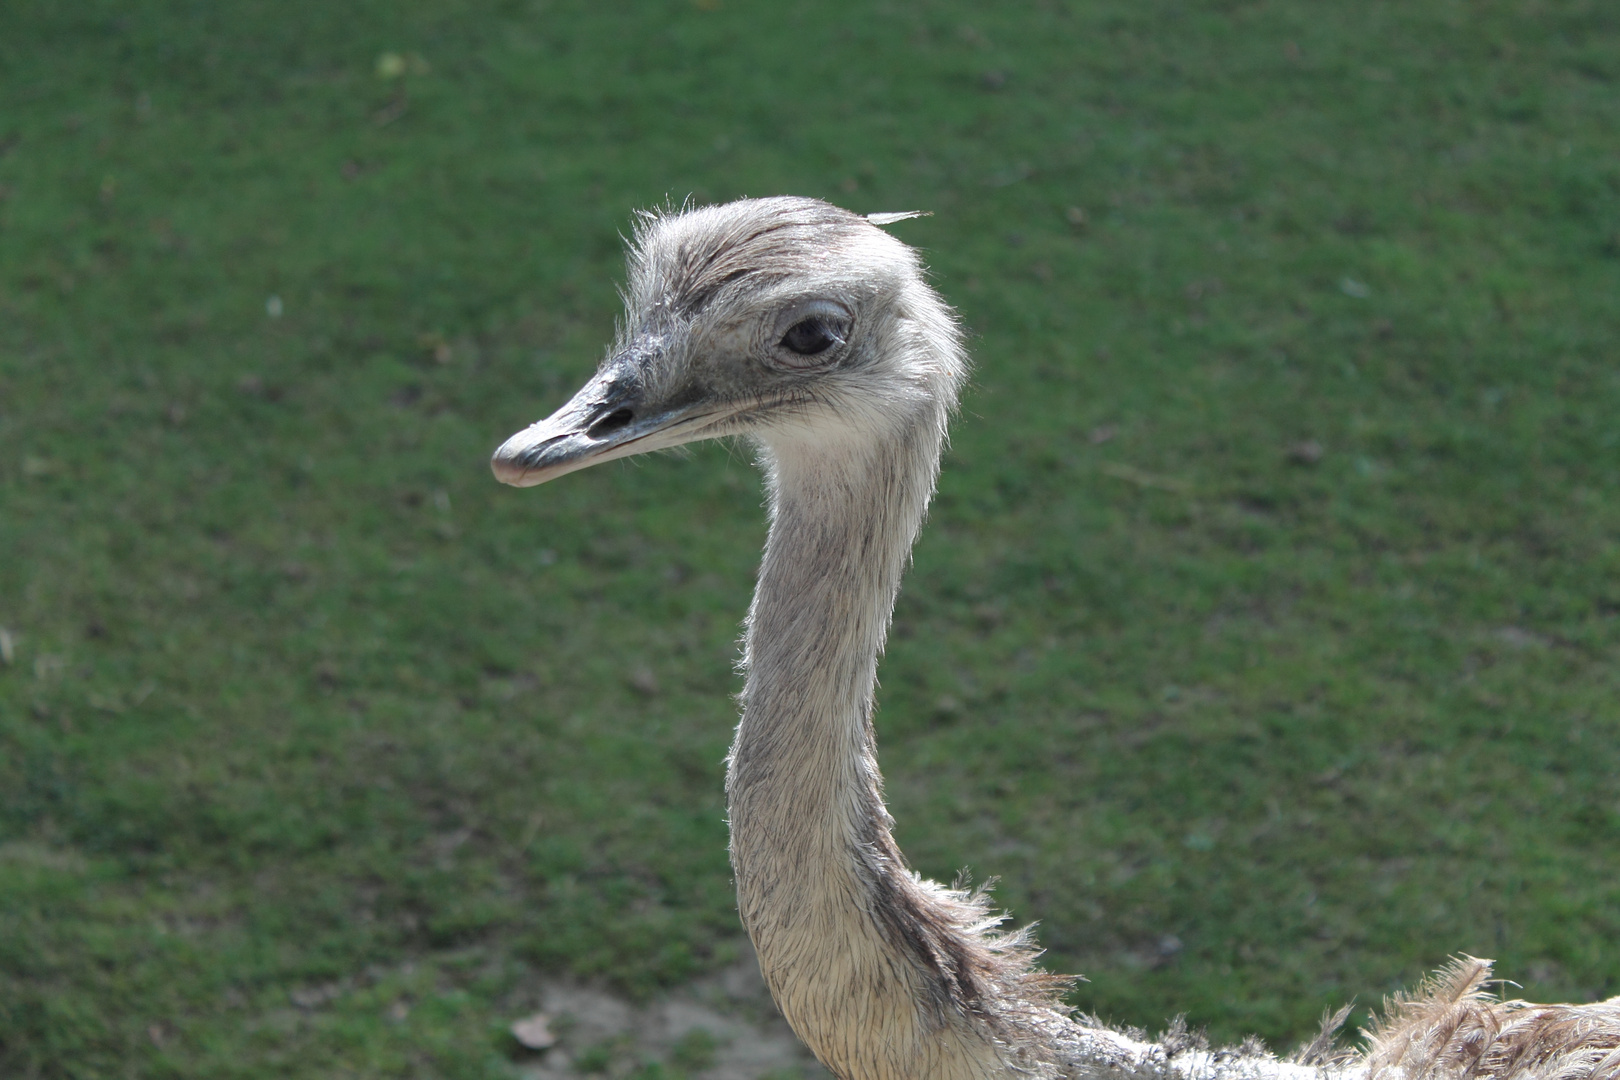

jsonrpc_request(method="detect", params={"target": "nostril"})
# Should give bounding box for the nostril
[588,407,634,439]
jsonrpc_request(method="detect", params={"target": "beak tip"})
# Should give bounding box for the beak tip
[490,461,525,487]
[491,439,540,487]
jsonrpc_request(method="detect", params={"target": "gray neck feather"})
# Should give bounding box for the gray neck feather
[718,369,1343,1080]
[726,389,1032,1080]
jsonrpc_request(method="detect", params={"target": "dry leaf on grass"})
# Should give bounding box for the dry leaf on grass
[511,1012,557,1050]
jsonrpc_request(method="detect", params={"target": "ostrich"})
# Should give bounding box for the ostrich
[491,197,1620,1080]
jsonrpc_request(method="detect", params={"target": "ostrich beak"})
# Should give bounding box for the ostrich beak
[490,365,722,488]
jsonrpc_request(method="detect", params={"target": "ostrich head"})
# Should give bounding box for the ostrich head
[491,197,966,488]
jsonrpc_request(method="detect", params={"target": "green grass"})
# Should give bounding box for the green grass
[2,0,1618,1075]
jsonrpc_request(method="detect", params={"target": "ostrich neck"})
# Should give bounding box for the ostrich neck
[717,413,1341,1080]
[729,426,930,860]
[725,412,1011,1080]
[728,423,932,914]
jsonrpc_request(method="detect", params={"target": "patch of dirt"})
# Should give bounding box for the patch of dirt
[515,943,832,1080]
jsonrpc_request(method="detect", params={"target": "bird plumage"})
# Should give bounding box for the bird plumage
[492,196,1620,1080]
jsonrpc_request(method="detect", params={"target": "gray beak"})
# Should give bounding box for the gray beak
[491,364,729,488]
[491,368,643,488]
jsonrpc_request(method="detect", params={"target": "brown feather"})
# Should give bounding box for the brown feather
[1365,957,1620,1079]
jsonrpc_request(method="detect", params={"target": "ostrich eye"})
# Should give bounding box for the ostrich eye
[779,318,842,356]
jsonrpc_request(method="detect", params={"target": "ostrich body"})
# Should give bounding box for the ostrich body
[492,197,1620,1080]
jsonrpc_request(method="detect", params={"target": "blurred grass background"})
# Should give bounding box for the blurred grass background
[2,0,1618,1076]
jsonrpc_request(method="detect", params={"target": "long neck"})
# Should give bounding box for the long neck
[713,366,1350,1080]
[725,404,1025,1080]
[719,420,1358,1080]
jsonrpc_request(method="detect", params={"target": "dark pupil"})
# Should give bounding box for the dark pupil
[780,319,837,356]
